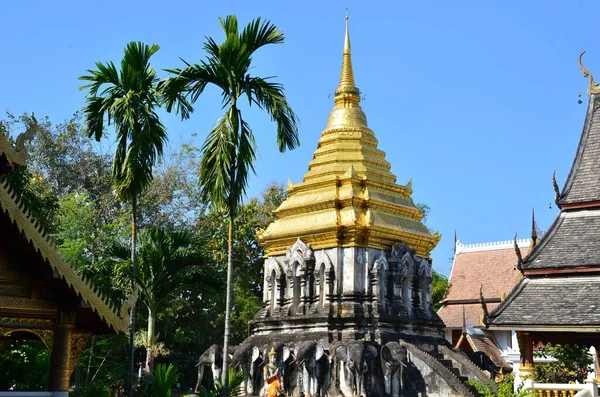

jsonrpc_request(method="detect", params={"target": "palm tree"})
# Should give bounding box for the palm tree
[160,15,299,392]
[109,227,217,373]
[79,41,167,395]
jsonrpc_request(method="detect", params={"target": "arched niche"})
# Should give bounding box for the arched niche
[314,250,335,311]
[371,252,388,310]
[265,258,284,316]
[400,252,414,314]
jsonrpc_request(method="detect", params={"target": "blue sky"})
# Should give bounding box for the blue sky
[1,0,598,276]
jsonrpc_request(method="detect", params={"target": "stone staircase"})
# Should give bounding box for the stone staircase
[432,351,483,397]
[400,341,484,397]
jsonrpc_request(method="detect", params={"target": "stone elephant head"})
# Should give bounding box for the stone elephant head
[335,341,378,397]
[195,344,223,393]
[294,341,328,396]
[232,343,262,395]
[380,342,407,397]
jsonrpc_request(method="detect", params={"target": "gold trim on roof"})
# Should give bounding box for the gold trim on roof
[258,16,440,258]
[0,133,128,333]
[578,49,600,95]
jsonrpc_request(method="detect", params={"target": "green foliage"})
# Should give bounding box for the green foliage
[162,16,299,213]
[534,343,593,384]
[80,41,167,202]
[197,182,287,343]
[0,340,50,391]
[431,271,450,311]
[467,375,536,397]
[138,363,180,397]
[196,367,246,397]
[82,383,111,397]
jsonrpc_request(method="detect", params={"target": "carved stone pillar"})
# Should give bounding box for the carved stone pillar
[516,331,535,388]
[49,311,92,396]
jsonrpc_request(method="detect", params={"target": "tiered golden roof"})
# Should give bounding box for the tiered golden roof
[258,15,440,258]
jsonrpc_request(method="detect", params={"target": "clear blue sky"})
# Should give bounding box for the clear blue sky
[2,0,598,276]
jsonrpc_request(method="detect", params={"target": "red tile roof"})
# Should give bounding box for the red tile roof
[438,241,528,329]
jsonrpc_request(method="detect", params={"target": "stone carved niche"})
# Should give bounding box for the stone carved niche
[284,239,315,316]
[384,242,434,318]
[314,250,335,313]
[370,252,388,311]
[264,258,284,317]
[417,258,433,316]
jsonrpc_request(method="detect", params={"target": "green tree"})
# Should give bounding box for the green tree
[431,271,450,311]
[161,15,299,390]
[108,227,218,373]
[535,343,593,384]
[80,41,168,390]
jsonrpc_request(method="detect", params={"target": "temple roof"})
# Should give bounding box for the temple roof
[438,239,528,328]
[258,16,440,258]
[488,276,600,330]
[489,53,600,331]
[522,209,600,270]
[559,53,600,206]
[0,132,128,333]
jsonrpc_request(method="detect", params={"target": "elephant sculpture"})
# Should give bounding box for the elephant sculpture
[294,341,329,397]
[380,342,408,397]
[195,344,223,393]
[335,341,378,397]
[232,343,262,395]
[470,351,499,380]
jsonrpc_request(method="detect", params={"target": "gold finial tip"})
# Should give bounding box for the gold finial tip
[578,49,600,95]
[345,9,349,19]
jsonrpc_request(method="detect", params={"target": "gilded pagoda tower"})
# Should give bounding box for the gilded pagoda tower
[253,16,442,342]
[207,17,488,397]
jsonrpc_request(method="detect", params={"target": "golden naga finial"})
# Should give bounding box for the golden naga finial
[578,49,600,95]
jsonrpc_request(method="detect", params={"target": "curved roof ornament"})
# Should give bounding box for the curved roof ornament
[578,49,600,95]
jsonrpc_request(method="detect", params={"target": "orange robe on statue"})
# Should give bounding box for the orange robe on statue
[266,373,281,397]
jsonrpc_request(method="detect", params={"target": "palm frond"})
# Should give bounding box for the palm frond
[240,17,285,54]
[245,76,299,151]
[231,111,256,206]
[199,112,235,211]
[80,40,165,201]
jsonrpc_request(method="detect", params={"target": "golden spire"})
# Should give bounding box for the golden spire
[326,11,366,129]
[258,14,440,259]
[578,49,600,95]
[334,11,360,103]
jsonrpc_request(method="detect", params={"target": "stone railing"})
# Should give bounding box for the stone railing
[400,342,479,397]
[438,345,498,393]
[531,379,598,397]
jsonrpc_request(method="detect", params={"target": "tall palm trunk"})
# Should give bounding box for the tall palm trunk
[221,106,239,396]
[145,306,156,374]
[221,209,235,397]
[128,196,138,397]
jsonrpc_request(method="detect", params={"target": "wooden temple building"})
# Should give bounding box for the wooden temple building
[0,129,128,395]
[488,52,600,389]
[438,236,532,374]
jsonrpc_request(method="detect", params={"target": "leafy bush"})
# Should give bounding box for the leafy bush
[137,363,179,397]
[467,374,536,397]
[197,367,245,397]
[535,343,593,384]
[82,383,111,397]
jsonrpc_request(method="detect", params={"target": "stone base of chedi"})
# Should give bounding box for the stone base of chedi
[196,240,494,397]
